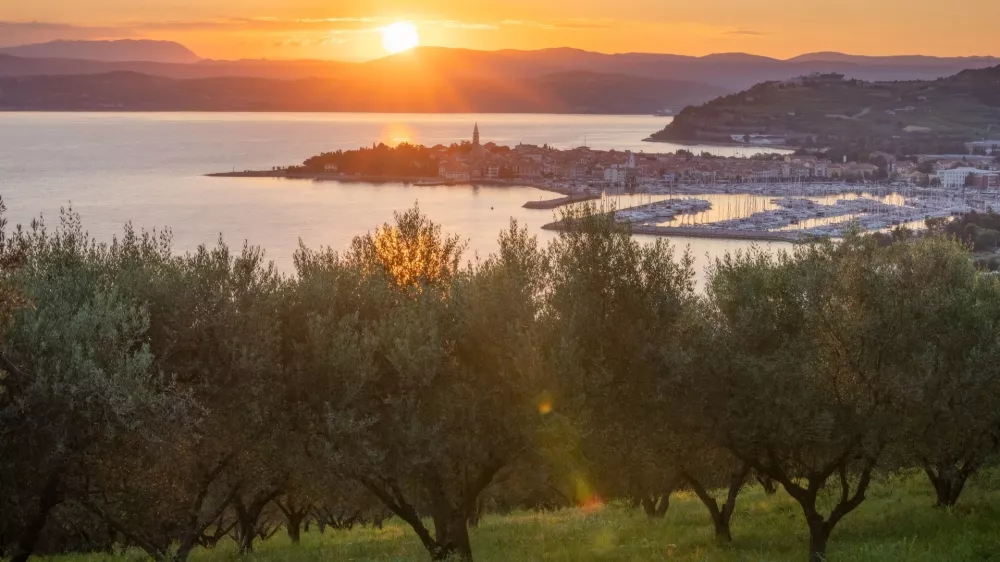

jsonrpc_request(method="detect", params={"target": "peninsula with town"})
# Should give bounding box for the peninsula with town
[211,64,1000,243]
[211,118,1000,242]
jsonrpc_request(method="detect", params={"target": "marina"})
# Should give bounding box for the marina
[613,198,713,223]
[552,181,1000,242]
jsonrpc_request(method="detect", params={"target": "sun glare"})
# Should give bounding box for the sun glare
[381,22,420,55]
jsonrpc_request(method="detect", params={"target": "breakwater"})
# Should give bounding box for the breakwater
[542,221,804,243]
[523,193,601,209]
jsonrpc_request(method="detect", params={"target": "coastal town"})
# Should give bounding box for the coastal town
[214,123,1000,242]
[302,124,1000,191]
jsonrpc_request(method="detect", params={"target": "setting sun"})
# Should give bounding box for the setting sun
[381,22,420,55]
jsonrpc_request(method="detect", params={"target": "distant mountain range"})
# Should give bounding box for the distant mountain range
[0,40,200,64]
[0,40,996,113]
[374,48,999,91]
[0,70,724,114]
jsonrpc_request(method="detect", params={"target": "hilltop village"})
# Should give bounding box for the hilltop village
[293,125,1000,191]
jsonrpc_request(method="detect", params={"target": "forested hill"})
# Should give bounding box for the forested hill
[650,65,1000,155]
[0,70,723,114]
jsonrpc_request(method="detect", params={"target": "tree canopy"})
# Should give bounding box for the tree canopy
[3,201,1000,562]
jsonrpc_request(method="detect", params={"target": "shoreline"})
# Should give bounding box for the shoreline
[206,170,572,196]
[642,137,800,151]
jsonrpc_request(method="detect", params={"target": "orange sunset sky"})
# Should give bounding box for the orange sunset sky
[1,0,998,61]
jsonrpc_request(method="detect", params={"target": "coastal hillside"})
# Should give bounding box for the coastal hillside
[651,65,1000,155]
[0,39,200,64]
[0,70,723,113]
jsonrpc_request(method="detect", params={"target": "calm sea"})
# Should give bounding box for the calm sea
[0,112,788,286]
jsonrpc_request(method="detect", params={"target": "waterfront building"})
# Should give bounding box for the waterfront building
[937,167,1000,188]
[603,166,626,185]
[513,159,543,179]
[602,150,638,186]
[604,164,639,187]
[824,162,879,180]
[443,164,472,182]
[968,173,1000,189]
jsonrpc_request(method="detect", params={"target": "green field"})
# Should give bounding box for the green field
[39,473,1000,562]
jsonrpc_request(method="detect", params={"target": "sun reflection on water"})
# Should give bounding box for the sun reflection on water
[380,123,417,147]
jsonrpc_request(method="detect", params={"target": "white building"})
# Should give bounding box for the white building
[937,167,993,188]
[604,165,632,185]
[323,163,339,173]
[604,151,638,186]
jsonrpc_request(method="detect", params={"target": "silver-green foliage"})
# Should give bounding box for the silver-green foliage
[292,212,547,562]
[701,233,1000,561]
[0,208,161,560]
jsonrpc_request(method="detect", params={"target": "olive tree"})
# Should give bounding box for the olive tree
[542,205,706,522]
[0,210,166,562]
[295,209,547,562]
[888,236,1000,507]
[702,234,962,561]
[80,234,289,562]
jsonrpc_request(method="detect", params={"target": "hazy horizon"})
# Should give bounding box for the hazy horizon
[2,0,998,62]
[6,39,1000,64]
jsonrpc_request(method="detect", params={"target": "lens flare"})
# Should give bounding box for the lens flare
[538,392,554,415]
[539,400,553,415]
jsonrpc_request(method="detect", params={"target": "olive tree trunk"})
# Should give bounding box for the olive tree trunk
[923,463,977,508]
[682,464,749,542]
[9,473,62,562]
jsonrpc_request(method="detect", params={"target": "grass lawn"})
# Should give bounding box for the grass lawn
[39,472,1000,562]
